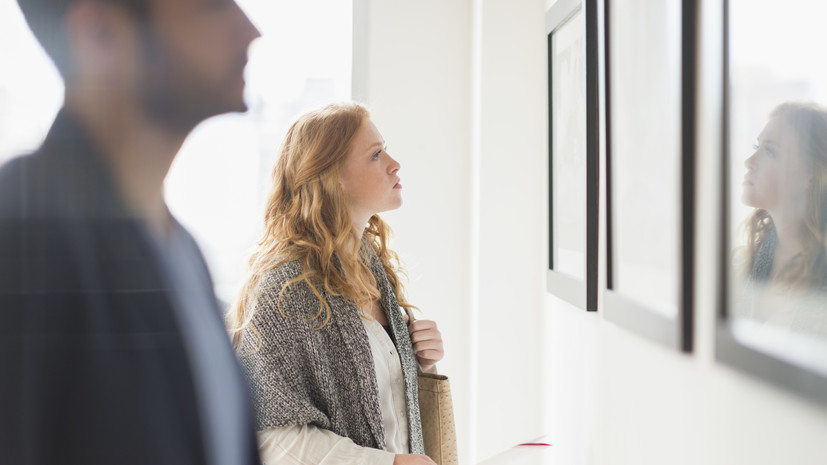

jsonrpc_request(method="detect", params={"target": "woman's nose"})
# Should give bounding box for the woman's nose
[744,151,758,170]
[388,155,401,174]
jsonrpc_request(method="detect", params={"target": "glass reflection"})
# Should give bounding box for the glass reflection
[609,0,681,316]
[732,102,827,338]
[551,7,586,279]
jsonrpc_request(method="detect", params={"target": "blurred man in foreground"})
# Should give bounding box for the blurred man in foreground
[0,1,261,463]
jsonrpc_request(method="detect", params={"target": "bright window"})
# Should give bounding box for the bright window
[0,1,353,305]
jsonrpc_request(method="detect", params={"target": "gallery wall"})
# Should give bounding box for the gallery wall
[359,0,827,463]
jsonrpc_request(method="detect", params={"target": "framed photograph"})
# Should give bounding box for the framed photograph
[717,0,827,404]
[546,0,599,311]
[603,0,695,351]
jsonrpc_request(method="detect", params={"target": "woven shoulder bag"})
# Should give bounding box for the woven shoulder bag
[405,308,459,465]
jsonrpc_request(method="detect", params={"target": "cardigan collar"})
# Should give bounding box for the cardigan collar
[323,241,425,453]
[364,241,425,454]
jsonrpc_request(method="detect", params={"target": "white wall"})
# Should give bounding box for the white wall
[355,0,548,462]
[545,0,827,463]
[471,0,547,460]
[359,0,827,463]
[352,1,476,463]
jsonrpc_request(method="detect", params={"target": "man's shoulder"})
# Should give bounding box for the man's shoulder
[0,152,32,179]
[0,112,126,219]
[0,146,94,219]
[0,153,42,215]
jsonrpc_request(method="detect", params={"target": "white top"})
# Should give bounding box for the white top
[362,316,411,453]
[257,317,410,464]
[257,424,394,465]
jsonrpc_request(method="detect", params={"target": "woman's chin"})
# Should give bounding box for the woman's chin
[740,192,757,208]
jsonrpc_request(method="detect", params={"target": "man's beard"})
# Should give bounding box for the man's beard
[137,29,247,135]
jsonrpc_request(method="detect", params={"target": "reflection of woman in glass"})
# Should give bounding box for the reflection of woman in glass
[737,102,827,333]
[227,103,443,465]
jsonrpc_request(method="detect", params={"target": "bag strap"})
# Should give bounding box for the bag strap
[403,306,416,325]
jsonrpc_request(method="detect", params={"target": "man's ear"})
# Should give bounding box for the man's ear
[66,1,118,46]
[65,1,136,79]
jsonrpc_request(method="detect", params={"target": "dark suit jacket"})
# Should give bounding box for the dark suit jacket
[0,110,260,465]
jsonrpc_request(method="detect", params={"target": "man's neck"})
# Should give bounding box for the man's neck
[65,91,193,239]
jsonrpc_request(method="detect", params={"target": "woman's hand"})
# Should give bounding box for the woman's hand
[407,319,444,373]
[393,454,438,465]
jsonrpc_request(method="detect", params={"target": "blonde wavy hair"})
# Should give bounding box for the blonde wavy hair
[743,101,827,289]
[227,102,415,348]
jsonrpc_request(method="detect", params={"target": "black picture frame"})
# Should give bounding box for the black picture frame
[545,0,599,312]
[602,0,695,351]
[716,0,827,405]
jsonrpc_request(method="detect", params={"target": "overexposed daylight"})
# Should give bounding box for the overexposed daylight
[0,0,352,304]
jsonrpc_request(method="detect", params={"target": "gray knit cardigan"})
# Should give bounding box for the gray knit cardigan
[237,245,425,455]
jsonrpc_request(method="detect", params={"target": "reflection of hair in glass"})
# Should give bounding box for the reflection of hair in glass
[227,103,415,348]
[743,102,827,289]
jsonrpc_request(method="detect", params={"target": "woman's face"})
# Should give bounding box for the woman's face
[340,118,403,221]
[742,116,811,214]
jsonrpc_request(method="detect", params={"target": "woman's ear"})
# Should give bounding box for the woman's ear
[338,172,349,194]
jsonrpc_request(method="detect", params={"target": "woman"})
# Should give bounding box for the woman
[736,101,827,333]
[227,103,443,465]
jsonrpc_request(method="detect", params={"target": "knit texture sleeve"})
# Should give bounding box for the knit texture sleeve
[237,260,334,432]
[236,252,424,453]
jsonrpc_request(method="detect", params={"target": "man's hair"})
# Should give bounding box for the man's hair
[16,0,148,78]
